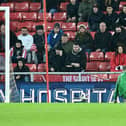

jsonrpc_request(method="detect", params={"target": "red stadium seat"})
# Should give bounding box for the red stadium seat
[38,13,52,22]
[25,64,37,72]
[98,62,110,72]
[10,21,19,32]
[15,2,29,12]
[22,12,37,21]
[47,22,55,32]
[32,22,44,32]
[29,2,41,12]
[109,74,120,82]
[90,32,96,39]
[17,21,33,32]
[64,31,76,40]
[12,63,17,69]
[77,22,89,30]
[0,12,4,21]
[62,22,76,31]
[53,12,67,21]
[1,3,14,11]
[105,52,115,61]
[86,62,99,72]
[119,2,126,10]
[0,75,5,82]
[89,52,105,61]
[10,12,22,21]
[59,2,69,11]
[86,52,89,62]
[38,64,46,72]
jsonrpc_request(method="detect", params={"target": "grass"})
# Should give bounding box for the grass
[0,103,125,126]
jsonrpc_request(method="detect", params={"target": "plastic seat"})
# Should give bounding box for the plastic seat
[46,22,56,32]
[86,62,99,72]
[105,52,115,61]
[77,22,89,30]
[10,12,22,21]
[29,2,41,12]
[119,2,126,10]
[38,64,46,72]
[61,22,76,31]
[17,21,33,32]
[98,62,110,72]
[59,2,69,11]
[89,52,105,61]
[10,21,19,32]
[90,32,96,39]
[53,12,67,21]
[25,64,37,72]
[1,2,14,11]
[15,2,29,12]
[64,31,76,40]
[38,13,52,22]
[0,12,4,21]
[22,12,37,21]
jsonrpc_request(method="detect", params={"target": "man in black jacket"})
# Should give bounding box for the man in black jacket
[94,22,112,52]
[65,42,87,72]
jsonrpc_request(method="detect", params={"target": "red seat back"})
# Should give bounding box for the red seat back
[29,2,41,12]
[53,12,67,21]
[90,52,105,61]
[15,2,29,12]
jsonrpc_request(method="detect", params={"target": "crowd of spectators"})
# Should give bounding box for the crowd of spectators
[0,0,126,80]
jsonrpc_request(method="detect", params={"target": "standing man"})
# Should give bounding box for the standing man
[114,65,126,103]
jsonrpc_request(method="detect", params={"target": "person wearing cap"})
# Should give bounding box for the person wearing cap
[114,65,126,103]
[75,24,94,53]
[110,43,126,72]
[14,58,30,82]
[33,25,45,63]
[65,42,87,72]
[10,40,27,63]
[47,23,63,49]
[88,4,104,31]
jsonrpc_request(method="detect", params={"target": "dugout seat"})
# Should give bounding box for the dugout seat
[89,52,105,61]
[61,22,76,31]
[59,2,69,11]
[22,12,38,21]
[29,2,41,12]
[53,12,67,21]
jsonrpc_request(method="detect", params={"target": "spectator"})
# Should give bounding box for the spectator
[104,5,119,31]
[65,42,87,72]
[48,23,63,49]
[14,58,30,82]
[18,27,37,64]
[94,22,112,52]
[75,24,94,53]
[119,5,126,29]
[57,34,73,55]
[110,43,126,72]
[112,25,126,51]
[67,0,79,22]
[49,43,66,72]
[10,40,27,63]
[88,4,104,31]
[33,25,45,63]
[78,0,93,22]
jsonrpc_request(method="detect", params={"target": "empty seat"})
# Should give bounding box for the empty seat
[15,2,29,12]
[64,31,76,40]
[22,12,37,21]
[25,64,37,72]
[10,12,22,21]
[17,21,33,32]
[38,13,52,22]
[77,22,89,30]
[1,2,14,11]
[47,22,55,31]
[53,12,67,21]
[10,21,19,32]
[98,62,110,72]
[29,2,41,12]
[38,64,46,72]
[59,2,69,11]
[86,62,99,72]
[61,22,76,31]
[90,52,104,61]
[105,52,115,61]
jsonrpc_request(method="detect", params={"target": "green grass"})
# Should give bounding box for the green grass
[0,103,126,126]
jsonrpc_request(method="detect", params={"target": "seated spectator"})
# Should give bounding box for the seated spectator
[94,22,112,52]
[104,5,119,31]
[78,0,93,22]
[67,0,79,22]
[119,5,126,29]
[18,27,37,64]
[88,4,104,31]
[75,24,94,53]
[110,43,126,72]
[65,42,87,72]
[33,25,45,63]
[14,58,30,82]
[57,34,73,54]
[48,23,63,49]
[112,25,126,51]
[49,43,66,72]
[10,40,27,63]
